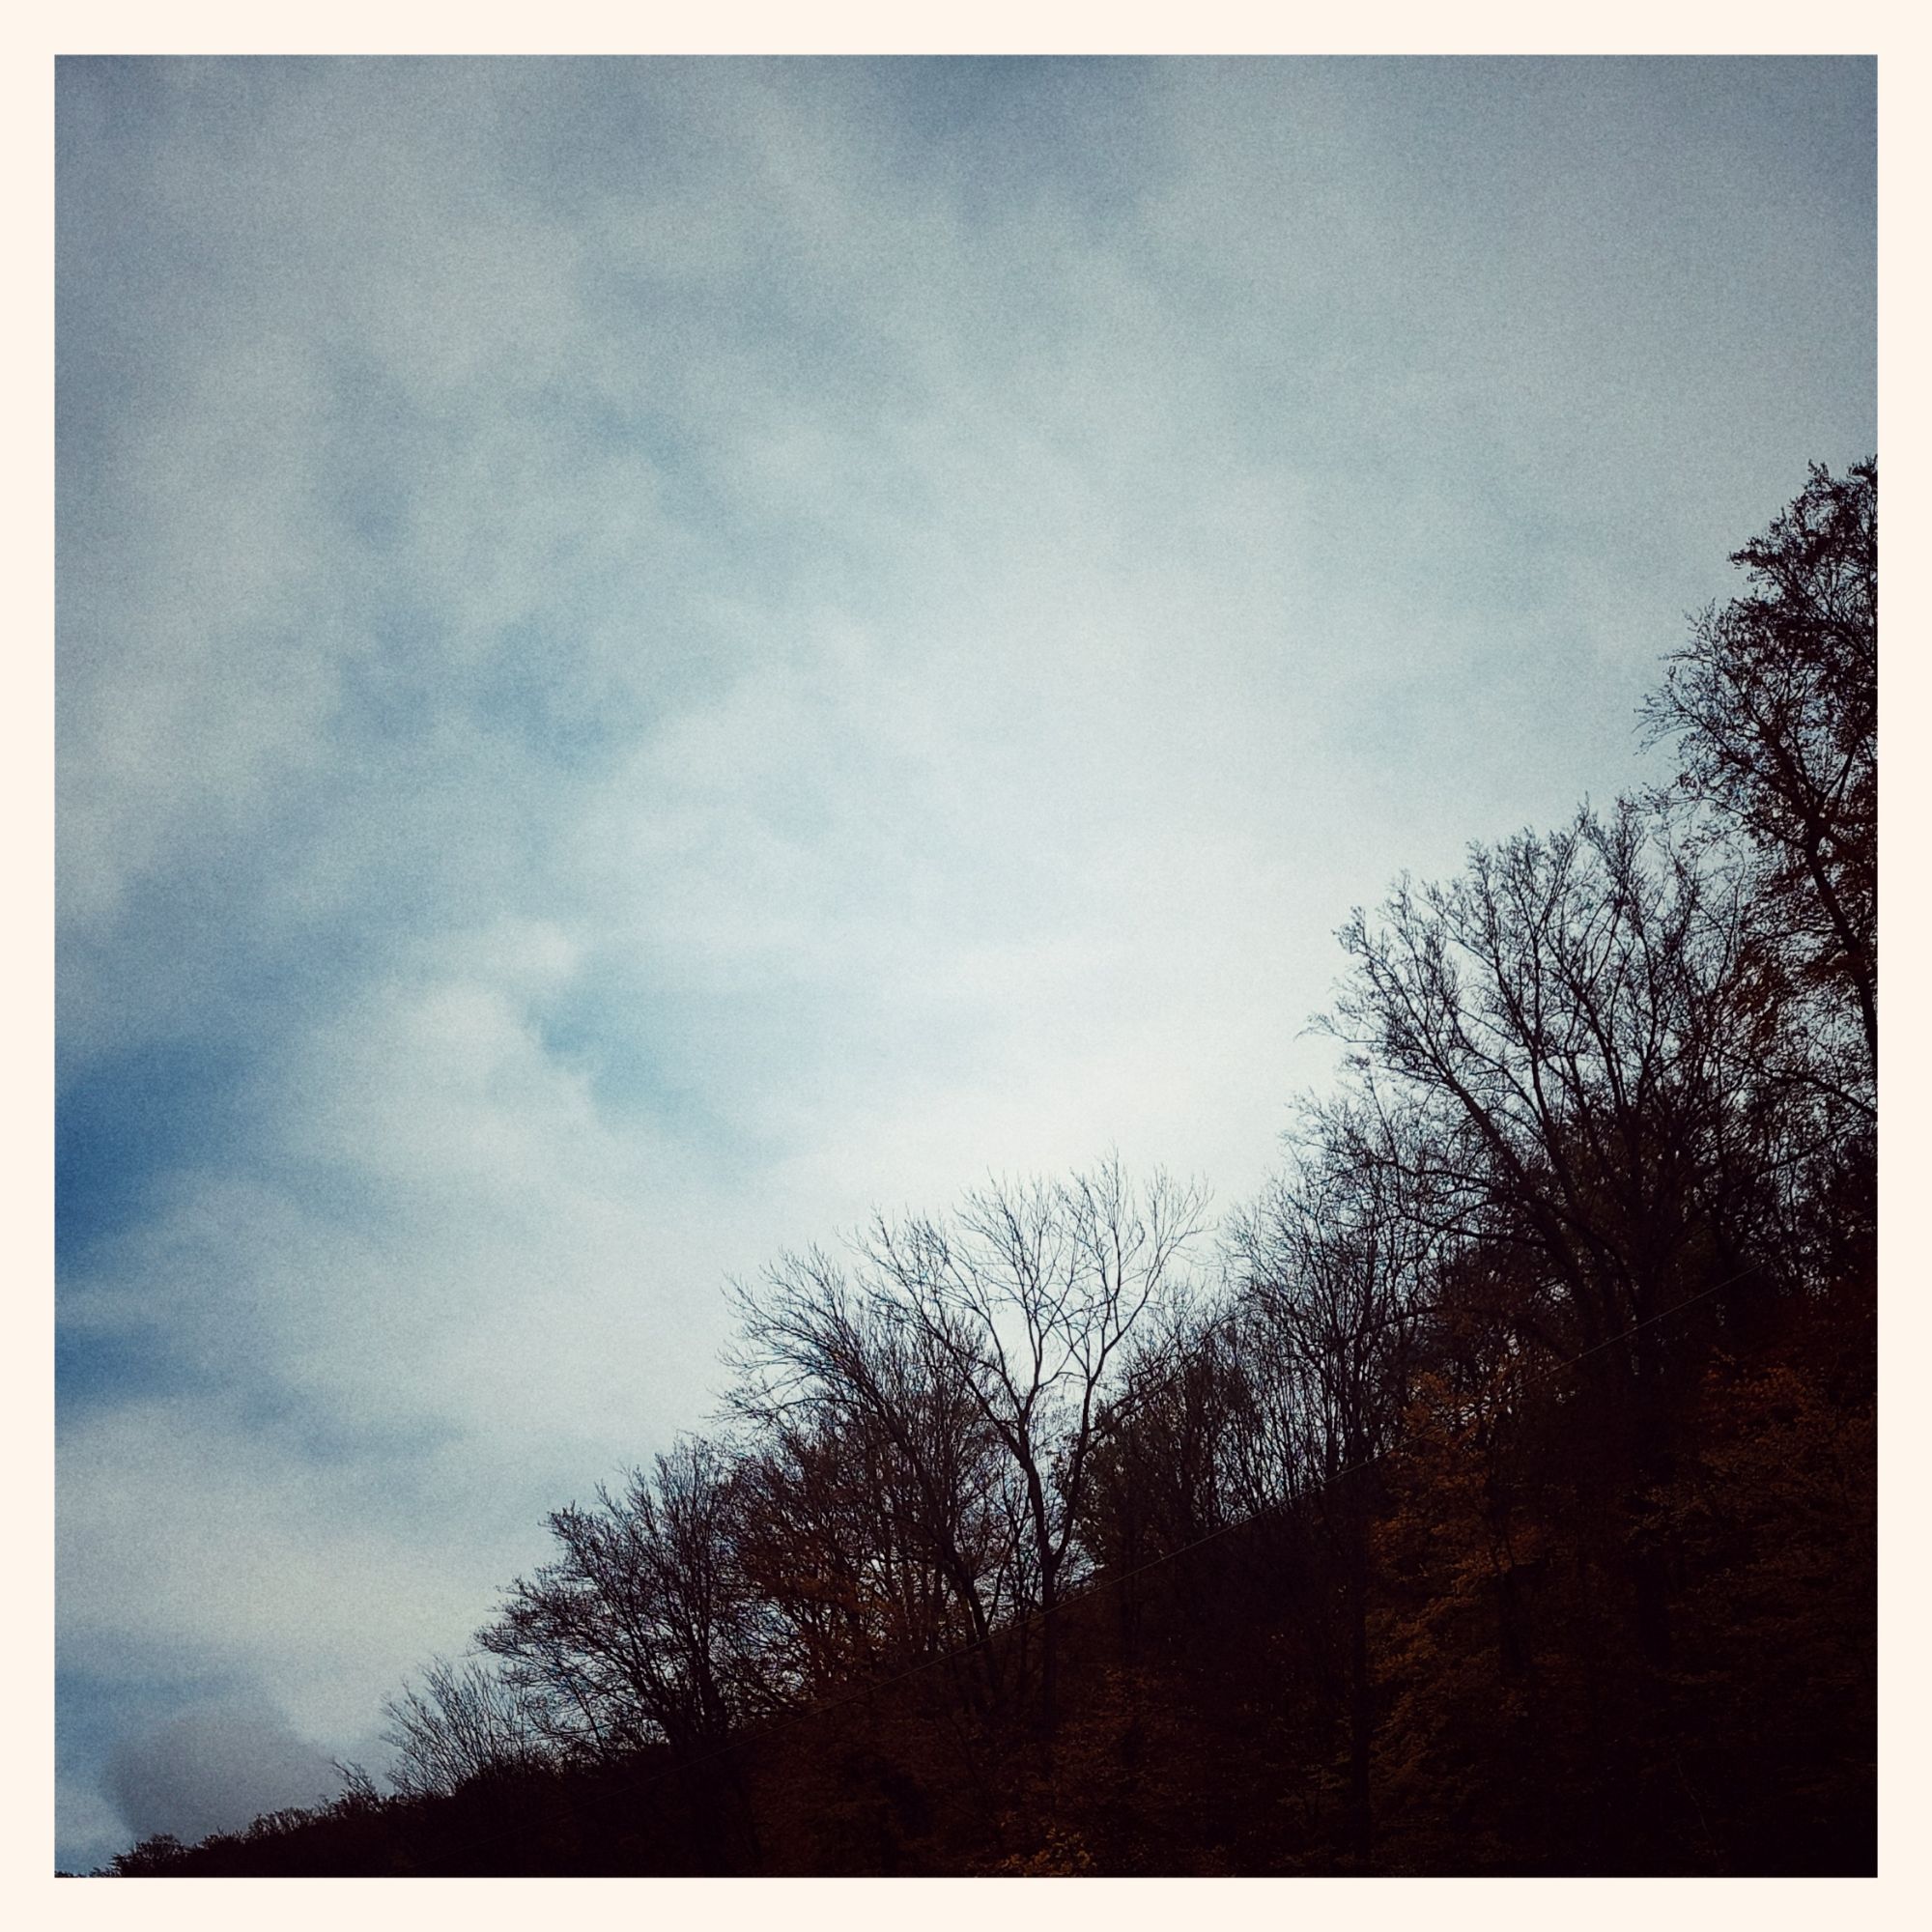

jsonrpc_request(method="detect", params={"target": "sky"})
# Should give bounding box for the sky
[53,54,1875,1873]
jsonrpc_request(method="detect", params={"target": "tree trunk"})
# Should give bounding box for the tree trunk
[1346,1494,1374,1868]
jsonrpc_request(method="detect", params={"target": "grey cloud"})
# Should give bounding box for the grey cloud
[102,1699,339,1849]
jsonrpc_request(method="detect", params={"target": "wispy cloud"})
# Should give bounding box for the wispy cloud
[56,55,1873,1870]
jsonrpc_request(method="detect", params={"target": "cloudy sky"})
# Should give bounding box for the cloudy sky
[54,55,1874,1871]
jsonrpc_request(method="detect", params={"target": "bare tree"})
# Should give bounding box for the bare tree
[728,1391,1017,1702]
[1227,1103,1437,1864]
[727,1250,1023,1713]
[381,1655,546,1800]
[727,1160,1206,1735]
[1327,803,1783,1390]
[1321,800,1827,1681]
[861,1156,1209,1733]
[477,1437,747,1763]
[1086,1293,1242,1574]
[1642,459,1876,1085]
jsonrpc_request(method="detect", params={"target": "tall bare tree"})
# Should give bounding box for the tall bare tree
[862,1157,1209,1734]
[1643,459,1876,1086]
[727,1249,1023,1713]
[1322,799,1827,1680]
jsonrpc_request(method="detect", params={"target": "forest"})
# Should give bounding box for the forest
[100,460,1877,1878]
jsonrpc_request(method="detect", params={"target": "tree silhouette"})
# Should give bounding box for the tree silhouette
[1644,459,1876,1085]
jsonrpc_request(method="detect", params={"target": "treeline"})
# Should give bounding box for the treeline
[105,460,1876,1877]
